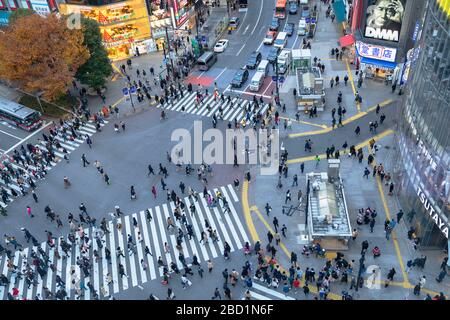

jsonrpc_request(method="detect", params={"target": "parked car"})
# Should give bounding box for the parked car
[289,2,298,14]
[270,17,280,31]
[231,67,249,88]
[267,47,281,64]
[214,39,229,53]
[301,5,310,18]
[246,51,262,69]
[263,31,277,45]
[283,22,295,36]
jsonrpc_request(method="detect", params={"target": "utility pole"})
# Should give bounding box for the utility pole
[165,26,176,79]
[128,85,136,112]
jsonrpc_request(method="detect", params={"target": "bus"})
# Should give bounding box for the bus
[0,97,43,131]
[275,0,287,19]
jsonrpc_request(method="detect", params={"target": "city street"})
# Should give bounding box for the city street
[0,0,448,301]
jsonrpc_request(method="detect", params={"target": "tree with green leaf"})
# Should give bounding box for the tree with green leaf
[76,17,112,90]
[8,8,34,25]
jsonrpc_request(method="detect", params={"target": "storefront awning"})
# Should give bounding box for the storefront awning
[339,34,355,47]
[360,57,397,69]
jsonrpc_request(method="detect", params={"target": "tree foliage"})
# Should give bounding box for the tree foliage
[8,8,35,25]
[0,13,89,101]
[76,17,112,90]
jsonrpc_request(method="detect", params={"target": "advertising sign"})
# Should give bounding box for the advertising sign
[364,0,406,42]
[31,0,52,17]
[356,41,397,62]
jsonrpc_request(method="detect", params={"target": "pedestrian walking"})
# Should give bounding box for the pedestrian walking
[26,206,34,218]
[396,210,404,223]
[285,190,292,204]
[273,217,279,233]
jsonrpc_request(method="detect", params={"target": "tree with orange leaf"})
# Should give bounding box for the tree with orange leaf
[0,13,89,101]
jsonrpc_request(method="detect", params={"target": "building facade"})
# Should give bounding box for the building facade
[350,0,427,82]
[394,0,450,247]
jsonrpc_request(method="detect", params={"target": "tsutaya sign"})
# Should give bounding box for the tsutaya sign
[417,186,449,239]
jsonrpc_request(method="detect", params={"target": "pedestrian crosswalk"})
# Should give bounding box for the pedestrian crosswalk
[0,184,249,300]
[156,90,272,123]
[242,281,296,301]
[0,120,108,208]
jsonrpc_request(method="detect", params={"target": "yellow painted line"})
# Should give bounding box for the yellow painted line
[111,96,125,108]
[345,59,361,113]
[373,151,409,284]
[289,128,331,138]
[242,181,260,243]
[279,116,328,129]
[111,63,125,78]
[288,99,394,138]
[287,129,395,164]
[250,205,291,258]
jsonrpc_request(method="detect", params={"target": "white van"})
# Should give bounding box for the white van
[274,32,288,49]
[277,49,292,74]
[249,71,265,92]
[298,18,307,36]
[257,60,270,76]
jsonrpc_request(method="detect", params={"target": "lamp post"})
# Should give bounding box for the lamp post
[275,60,280,100]
[127,85,136,112]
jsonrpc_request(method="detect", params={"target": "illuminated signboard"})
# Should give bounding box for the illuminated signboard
[356,40,397,62]
[364,0,406,42]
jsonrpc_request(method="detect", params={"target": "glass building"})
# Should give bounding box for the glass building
[394,0,450,248]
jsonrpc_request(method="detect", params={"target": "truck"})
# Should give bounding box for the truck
[277,49,292,74]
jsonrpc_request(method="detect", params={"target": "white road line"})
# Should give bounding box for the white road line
[154,206,173,271]
[108,221,120,294]
[252,282,295,300]
[196,71,206,79]
[245,290,271,300]
[184,196,209,261]
[192,197,218,258]
[215,68,228,80]
[115,218,129,291]
[161,204,183,270]
[213,188,242,250]
[226,184,239,202]
[132,215,147,284]
[210,199,235,252]
[124,215,139,287]
[221,186,251,245]
[263,80,275,96]
[92,229,100,296]
[292,35,299,49]
[138,211,156,280]
[0,251,9,299]
[148,208,164,277]
[200,196,225,254]
[237,8,249,33]
[169,202,190,259]
[0,129,21,140]
[26,245,38,300]
[236,44,246,56]
[100,228,109,297]
[7,250,20,297]
[35,242,45,297]
[242,25,250,34]
[18,247,28,298]
[251,1,264,35]
[4,121,53,154]
[256,41,264,52]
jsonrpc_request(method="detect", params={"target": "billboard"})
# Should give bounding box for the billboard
[364,0,406,42]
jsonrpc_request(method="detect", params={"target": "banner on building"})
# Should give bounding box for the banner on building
[364,0,406,42]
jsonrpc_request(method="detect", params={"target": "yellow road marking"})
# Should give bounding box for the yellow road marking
[111,96,125,108]
[111,63,125,78]
[287,129,394,164]
[345,59,360,113]
[279,116,328,129]
[250,205,291,258]
[288,99,394,138]
[242,181,260,243]
[249,205,341,300]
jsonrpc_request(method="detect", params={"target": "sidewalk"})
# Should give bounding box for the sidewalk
[278,1,401,134]
[247,132,450,299]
